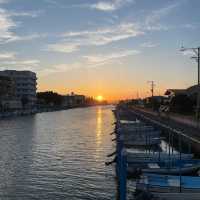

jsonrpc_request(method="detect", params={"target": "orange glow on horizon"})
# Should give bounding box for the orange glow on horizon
[38,83,166,102]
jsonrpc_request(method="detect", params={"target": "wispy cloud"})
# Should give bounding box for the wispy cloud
[5,33,47,43]
[44,0,59,6]
[0,59,40,66]
[10,10,44,18]
[0,8,17,43]
[140,42,158,48]
[44,0,134,11]
[47,23,143,53]
[41,49,140,75]
[0,6,44,44]
[0,59,40,70]
[144,2,180,31]
[0,52,15,59]
[83,49,140,66]
[46,43,80,53]
[90,0,134,12]
[181,23,199,29]
[46,2,183,54]
[0,50,40,70]
[64,23,143,45]
[146,3,179,25]
[40,62,83,76]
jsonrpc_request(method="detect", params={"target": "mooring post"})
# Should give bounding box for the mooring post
[119,149,127,200]
[179,133,182,193]
[171,132,174,155]
[117,133,124,176]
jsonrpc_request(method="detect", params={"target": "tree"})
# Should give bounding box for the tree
[37,91,63,106]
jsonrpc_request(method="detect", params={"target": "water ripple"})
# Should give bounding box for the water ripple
[0,106,116,200]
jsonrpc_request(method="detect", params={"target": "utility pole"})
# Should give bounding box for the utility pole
[147,81,155,98]
[136,91,139,99]
[180,46,200,123]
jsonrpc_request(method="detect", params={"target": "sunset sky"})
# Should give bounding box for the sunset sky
[0,0,200,100]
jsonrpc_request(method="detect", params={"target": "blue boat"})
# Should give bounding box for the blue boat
[136,173,200,193]
[128,159,200,175]
[126,152,194,163]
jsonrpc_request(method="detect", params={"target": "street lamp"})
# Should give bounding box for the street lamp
[180,46,200,123]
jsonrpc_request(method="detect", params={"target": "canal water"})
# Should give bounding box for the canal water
[0,106,116,200]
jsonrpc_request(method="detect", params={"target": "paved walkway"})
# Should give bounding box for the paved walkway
[134,107,200,129]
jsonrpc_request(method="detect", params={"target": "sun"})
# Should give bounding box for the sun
[96,95,103,102]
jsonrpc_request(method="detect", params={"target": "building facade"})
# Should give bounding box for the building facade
[0,70,37,108]
[0,75,15,98]
[62,93,86,107]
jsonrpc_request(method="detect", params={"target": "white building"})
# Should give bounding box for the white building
[0,70,37,108]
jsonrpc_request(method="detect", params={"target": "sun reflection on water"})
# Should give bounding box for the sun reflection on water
[96,107,102,147]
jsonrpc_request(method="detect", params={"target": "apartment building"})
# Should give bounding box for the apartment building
[0,70,37,108]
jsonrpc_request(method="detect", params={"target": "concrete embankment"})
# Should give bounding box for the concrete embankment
[0,109,37,118]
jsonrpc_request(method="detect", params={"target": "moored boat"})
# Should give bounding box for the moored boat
[127,159,200,176]
[136,173,200,193]
[126,152,193,163]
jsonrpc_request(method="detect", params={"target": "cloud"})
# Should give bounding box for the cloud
[44,0,134,11]
[10,10,44,18]
[5,33,47,43]
[63,23,143,45]
[44,0,59,6]
[0,50,40,70]
[83,50,140,66]
[0,58,41,71]
[47,23,143,53]
[144,2,180,31]
[40,49,140,75]
[45,2,185,55]
[0,59,40,66]
[0,8,17,43]
[46,43,80,53]
[40,62,83,76]
[140,42,158,48]
[181,23,198,29]
[146,3,179,25]
[0,52,15,59]
[90,0,134,11]
[0,7,45,44]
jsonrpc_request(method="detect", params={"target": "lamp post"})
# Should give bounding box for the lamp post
[180,46,200,124]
